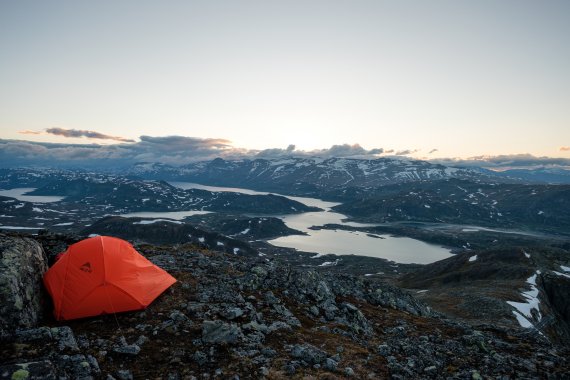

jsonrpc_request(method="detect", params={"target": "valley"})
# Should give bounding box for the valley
[1,157,570,346]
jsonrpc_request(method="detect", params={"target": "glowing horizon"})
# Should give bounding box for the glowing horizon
[1,1,569,160]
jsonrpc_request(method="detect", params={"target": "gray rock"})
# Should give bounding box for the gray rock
[251,266,268,278]
[169,310,190,323]
[0,235,48,334]
[244,330,265,344]
[378,344,391,356]
[15,326,53,343]
[113,344,141,356]
[192,351,208,365]
[242,321,269,334]
[339,302,373,334]
[135,335,148,346]
[471,370,482,380]
[320,298,339,320]
[116,369,133,380]
[221,307,244,320]
[284,363,296,375]
[315,281,334,302]
[55,354,95,379]
[0,360,57,380]
[53,326,79,352]
[341,302,359,312]
[267,321,292,332]
[264,291,280,305]
[67,354,93,379]
[308,305,320,317]
[261,348,277,357]
[290,343,327,365]
[344,367,355,377]
[324,358,338,371]
[86,355,100,375]
[202,320,243,344]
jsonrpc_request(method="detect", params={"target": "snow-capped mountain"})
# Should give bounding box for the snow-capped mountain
[494,168,570,184]
[128,157,498,194]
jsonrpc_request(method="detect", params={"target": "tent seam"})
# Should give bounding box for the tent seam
[107,281,146,306]
[57,251,72,320]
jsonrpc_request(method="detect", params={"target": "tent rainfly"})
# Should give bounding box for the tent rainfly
[43,235,176,320]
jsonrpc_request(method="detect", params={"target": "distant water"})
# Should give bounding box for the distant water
[169,182,452,264]
[120,210,211,220]
[0,188,64,203]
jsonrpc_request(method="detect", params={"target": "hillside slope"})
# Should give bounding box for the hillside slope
[1,232,569,379]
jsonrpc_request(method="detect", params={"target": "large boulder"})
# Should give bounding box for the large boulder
[0,234,48,335]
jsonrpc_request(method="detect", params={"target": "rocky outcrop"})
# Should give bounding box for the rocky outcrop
[539,271,570,342]
[0,325,100,379]
[0,234,48,335]
[1,234,569,379]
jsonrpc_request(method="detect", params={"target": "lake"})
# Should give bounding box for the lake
[119,210,211,220]
[0,188,65,203]
[169,182,453,264]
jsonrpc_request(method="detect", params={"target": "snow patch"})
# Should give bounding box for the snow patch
[506,270,542,329]
[233,248,240,254]
[468,255,478,262]
[133,219,183,225]
[0,226,42,230]
[319,259,340,267]
[560,265,570,272]
[553,271,570,279]
[53,222,74,226]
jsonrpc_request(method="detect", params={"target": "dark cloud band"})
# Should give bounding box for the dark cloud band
[45,128,135,142]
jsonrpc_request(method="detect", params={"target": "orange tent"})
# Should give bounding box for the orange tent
[43,236,176,321]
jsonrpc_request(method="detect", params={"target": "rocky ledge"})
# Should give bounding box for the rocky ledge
[1,232,569,379]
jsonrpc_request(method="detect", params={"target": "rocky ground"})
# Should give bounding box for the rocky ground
[1,232,569,379]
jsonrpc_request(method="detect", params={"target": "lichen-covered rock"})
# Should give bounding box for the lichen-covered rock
[0,360,57,380]
[202,320,243,344]
[0,234,48,335]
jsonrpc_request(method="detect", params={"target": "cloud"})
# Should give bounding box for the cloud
[429,149,438,154]
[6,135,567,171]
[45,127,135,142]
[561,146,570,151]
[138,135,232,150]
[255,143,384,159]
[394,149,419,156]
[18,130,42,135]
[0,136,392,167]
[431,154,570,169]
[0,135,251,167]
[313,144,383,158]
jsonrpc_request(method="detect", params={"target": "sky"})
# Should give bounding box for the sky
[1,0,569,166]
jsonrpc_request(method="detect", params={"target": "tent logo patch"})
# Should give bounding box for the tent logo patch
[80,262,92,273]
